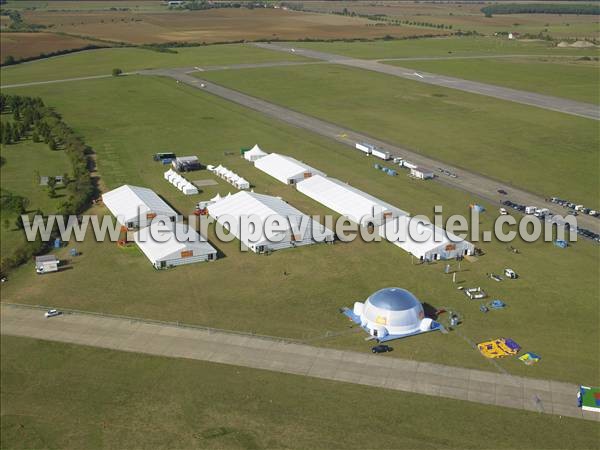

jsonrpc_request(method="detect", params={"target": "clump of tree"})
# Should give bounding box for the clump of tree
[112,68,123,77]
[0,94,97,273]
[482,3,600,16]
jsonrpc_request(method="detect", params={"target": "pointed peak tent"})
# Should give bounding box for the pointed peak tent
[244,144,268,162]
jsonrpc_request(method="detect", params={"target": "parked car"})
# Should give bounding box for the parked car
[497,189,508,195]
[45,309,62,318]
[372,345,393,354]
[499,208,508,215]
[504,268,518,279]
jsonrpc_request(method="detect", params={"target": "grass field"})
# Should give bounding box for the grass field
[292,35,600,59]
[199,63,599,206]
[0,44,307,86]
[299,1,600,39]
[387,56,600,104]
[18,8,445,45]
[0,32,102,61]
[1,75,598,384]
[0,133,71,256]
[3,336,598,450]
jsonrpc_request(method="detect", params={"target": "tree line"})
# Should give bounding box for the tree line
[482,3,600,17]
[0,94,97,274]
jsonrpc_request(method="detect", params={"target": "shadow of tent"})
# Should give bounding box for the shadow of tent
[422,302,439,320]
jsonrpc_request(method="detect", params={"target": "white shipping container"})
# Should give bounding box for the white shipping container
[402,161,418,170]
[355,142,373,154]
[372,149,391,161]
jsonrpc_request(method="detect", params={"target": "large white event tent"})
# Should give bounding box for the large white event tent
[134,221,217,269]
[102,185,177,228]
[296,175,407,227]
[296,175,474,261]
[207,191,334,253]
[254,153,325,185]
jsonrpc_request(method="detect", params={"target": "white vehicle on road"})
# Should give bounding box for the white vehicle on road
[499,208,508,215]
[45,309,62,318]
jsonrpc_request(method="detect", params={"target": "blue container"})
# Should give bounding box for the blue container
[54,238,62,248]
[387,170,397,176]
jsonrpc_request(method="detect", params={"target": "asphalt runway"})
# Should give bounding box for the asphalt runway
[3,304,596,421]
[141,68,600,234]
[253,43,600,121]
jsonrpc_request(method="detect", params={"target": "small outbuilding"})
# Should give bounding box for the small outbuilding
[254,153,325,185]
[103,185,178,229]
[134,222,217,269]
[35,255,59,274]
[410,166,435,180]
[342,287,442,342]
[172,156,201,172]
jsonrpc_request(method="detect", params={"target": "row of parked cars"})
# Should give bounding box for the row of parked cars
[437,167,458,178]
[549,197,599,218]
[502,200,600,242]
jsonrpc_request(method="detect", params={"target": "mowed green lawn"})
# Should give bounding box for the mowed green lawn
[0,44,307,86]
[199,63,599,206]
[292,36,600,59]
[0,134,72,256]
[387,57,600,104]
[1,75,598,384]
[3,337,598,450]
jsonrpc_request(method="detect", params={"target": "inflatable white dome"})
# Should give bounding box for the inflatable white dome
[353,287,427,339]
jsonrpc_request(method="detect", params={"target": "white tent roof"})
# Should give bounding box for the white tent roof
[208,191,333,247]
[381,218,472,259]
[296,175,407,226]
[254,153,325,184]
[134,222,215,263]
[244,144,268,160]
[102,185,176,225]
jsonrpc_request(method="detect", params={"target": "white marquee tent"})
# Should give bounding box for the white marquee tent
[380,218,474,261]
[254,153,326,185]
[244,144,268,162]
[103,185,177,228]
[208,191,334,253]
[296,175,407,227]
[135,222,217,269]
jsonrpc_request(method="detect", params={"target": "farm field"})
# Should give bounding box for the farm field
[0,44,307,86]
[0,136,71,257]
[199,63,599,205]
[19,8,445,45]
[0,32,102,62]
[291,36,600,60]
[297,1,600,39]
[1,75,598,384]
[387,56,600,104]
[2,0,170,12]
[3,336,598,450]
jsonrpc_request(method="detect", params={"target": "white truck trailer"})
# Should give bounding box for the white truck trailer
[355,142,373,155]
[355,142,391,161]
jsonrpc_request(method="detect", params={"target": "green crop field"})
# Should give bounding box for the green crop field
[1,75,598,384]
[199,63,598,206]
[0,44,307,86]
[3,336,598,450]
[386,57,600,104]
[291,36,600,60]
